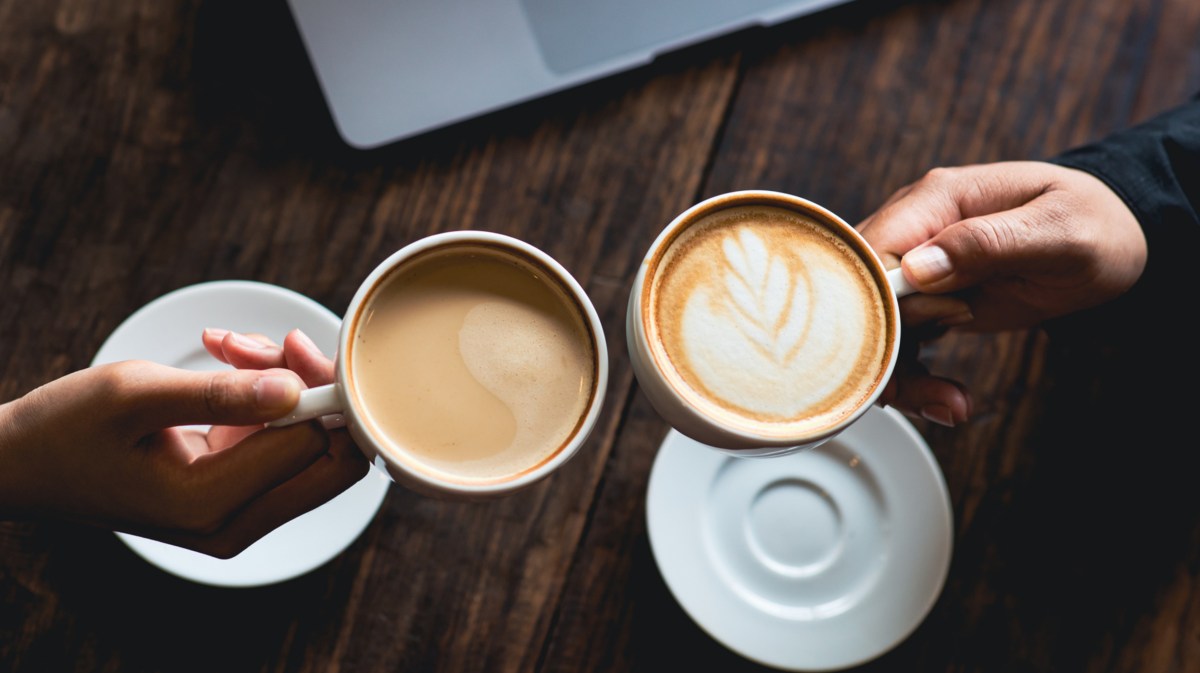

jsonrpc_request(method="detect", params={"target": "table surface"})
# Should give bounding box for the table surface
[3,1,1199,671]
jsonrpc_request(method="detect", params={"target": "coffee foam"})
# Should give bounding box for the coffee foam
[349,245,596,484]
[458,299,591,473]
[646,205,890,438]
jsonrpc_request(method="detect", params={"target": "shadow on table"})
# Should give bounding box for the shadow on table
[21,521,367,673]
[922,321,1200,671]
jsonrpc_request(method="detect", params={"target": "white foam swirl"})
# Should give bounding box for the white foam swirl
[680,229,871,418]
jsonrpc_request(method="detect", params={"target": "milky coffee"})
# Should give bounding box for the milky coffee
[643,204,892,440]
[348,244,597,484]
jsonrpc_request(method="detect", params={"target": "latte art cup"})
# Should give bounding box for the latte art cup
[627,190,916,457]
[270,231,609,499]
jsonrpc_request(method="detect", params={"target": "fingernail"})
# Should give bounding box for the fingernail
[230,332,268,349]
[921,404,955,428]
[939,309,975,327]
[256,375,300,409]
[203,327,229,340]
[905,245,953,285]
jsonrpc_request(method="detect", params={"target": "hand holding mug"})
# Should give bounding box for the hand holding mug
[0,330,366,559]
[855,161,1147,425]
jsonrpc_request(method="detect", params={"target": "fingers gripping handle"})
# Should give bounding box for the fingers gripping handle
[886,266,918,298]
[268,383,346,429]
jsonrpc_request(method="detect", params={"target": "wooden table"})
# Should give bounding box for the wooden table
[3,1,1199,671]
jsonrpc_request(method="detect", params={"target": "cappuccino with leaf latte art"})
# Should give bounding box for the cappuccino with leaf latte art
[643,204,892,440]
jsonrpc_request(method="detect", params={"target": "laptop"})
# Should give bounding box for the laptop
[286,0,854,149]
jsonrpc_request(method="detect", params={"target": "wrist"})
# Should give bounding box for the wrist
[0,395,42,518]
[1052,164,1148,295]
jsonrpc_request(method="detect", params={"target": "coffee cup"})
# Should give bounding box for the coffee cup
[271,230,609,499]
[626,190,914,457]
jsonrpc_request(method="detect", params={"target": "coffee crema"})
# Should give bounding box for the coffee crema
[643,204,891,439]
[349,245,597,484]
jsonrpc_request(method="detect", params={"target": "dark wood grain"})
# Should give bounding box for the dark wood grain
[2,0,1198,671]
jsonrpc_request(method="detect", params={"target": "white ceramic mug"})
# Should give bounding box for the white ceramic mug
[626,190,915,457]
[272,230,609,499]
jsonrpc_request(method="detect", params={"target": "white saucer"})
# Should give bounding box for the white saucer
[646,405,952,671]
[91,280,391,588]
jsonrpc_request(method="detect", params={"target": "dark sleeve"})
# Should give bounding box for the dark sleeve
[1042,92,1200,340]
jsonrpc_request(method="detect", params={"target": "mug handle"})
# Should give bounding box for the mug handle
[268,383,347,429]
[886,266,918,299]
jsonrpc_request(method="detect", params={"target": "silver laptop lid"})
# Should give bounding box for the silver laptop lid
[287,0,850,149]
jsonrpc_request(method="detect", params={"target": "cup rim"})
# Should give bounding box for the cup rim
[338,230,609,496]
[631,189,901,449]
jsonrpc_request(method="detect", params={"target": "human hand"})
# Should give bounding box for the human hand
[856,161,1147,426]
[0,329,368,558]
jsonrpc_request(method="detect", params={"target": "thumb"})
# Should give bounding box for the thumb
[116,361,303,435]
[899,204,1044,294]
